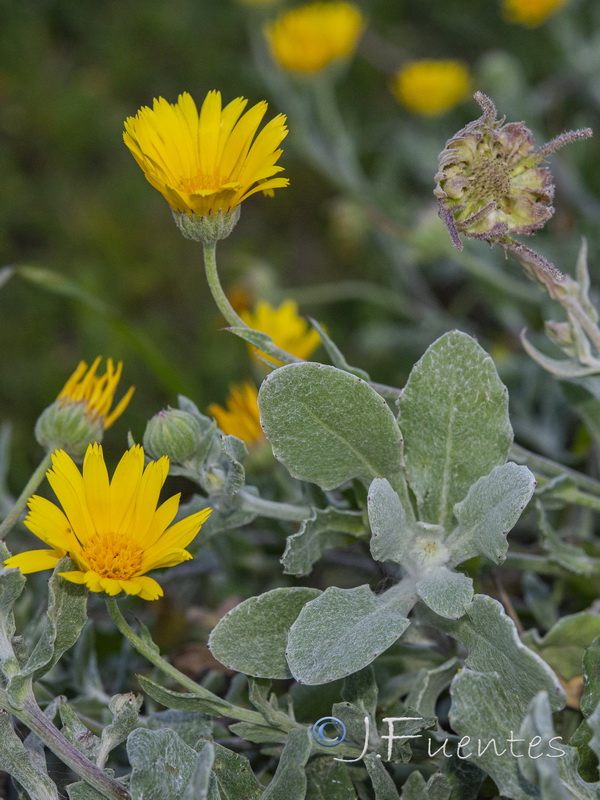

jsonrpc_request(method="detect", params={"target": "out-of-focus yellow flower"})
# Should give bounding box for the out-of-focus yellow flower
[241,299,321,364]
[502,0,568,27]
[265,2,365,74]
[123,91,289,218]
[208,382,265,446]
[391,60,470,116]
[5,444,211,601]
[57,357,134,429]
[35,358,135,458]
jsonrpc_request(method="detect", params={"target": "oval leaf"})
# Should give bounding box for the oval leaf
[208,587,321,679]
[258,363,403,490]
[287,585,411,685]
[399,331,512,528]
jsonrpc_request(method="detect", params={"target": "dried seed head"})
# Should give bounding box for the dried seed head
[434,92,592,250]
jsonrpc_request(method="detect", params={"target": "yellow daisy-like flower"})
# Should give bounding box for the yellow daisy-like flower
[502,0,567,26]
[391,60,470,117]
[58,357,134,429]
[241,299,321,365]
[123,91,289,218]
[208,382,265,447]
[5,444,211,601]
[35,358,135,458]
[265,2,365,74]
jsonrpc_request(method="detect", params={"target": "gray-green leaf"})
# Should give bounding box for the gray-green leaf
[209,587,321,679]
[447,463,535,566]
[399,331,512,528]
[258,363,403,490]
[287,584,412,685]
[0,711,59,800]
[368,479,410,565]
[282,508,364,577]
[416,567,473,619]
[128,727,198,800]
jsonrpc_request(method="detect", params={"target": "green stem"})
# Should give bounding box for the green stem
[237,488,311,522]
[0,689,129,800]
[105,599,265,726]
[511,443,600,497]
[202,243,301,366]
[0,452,52,541]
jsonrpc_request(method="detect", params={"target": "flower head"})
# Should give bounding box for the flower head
[5,444,211,601]
[391,60,470,117]
[35,358,135,458]
[265,2,365,74]
[208,381,265,447]
[502,0,568,27]
[434,92,592,251]
[241,299,321,364]
[123,91,289,236]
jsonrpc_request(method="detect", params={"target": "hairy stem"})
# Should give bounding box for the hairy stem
[0,452,52,541]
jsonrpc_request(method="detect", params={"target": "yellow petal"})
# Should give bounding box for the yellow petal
[25,495,80,552]
[5,549,63,574]
[47,449,96,543]
[82,444,110,534]
[134,575,164,601]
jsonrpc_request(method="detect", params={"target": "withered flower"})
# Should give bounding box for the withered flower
[434,93,591,272]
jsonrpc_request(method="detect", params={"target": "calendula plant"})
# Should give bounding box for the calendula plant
[2,73,600,800]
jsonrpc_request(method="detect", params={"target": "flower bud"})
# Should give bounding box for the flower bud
[35,401,104,459]
[143,408,204,463]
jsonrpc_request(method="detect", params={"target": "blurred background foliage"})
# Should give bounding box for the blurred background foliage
[1,0,599,511]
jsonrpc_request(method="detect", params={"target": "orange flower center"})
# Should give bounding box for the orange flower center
[82,532,143,580]
[179,172,235,194]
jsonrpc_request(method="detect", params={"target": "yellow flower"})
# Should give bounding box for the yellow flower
[123,91,289,218]
[35,358,135,458]
[391,60,470,116]
[502,0,567,26]
[241,299,321,364]
[265,2,365,74]
[5,444,211,601]
[208,382,265,447]
[57,357,134,429]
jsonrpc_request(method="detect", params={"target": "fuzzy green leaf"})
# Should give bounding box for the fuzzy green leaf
[128,727,198,800]
[282,508,364,576]
[258,363,403,490]
[364,754,401,799]
[447,463,535,565]
[209,587,321,679]
[416,567,473,619]
[287,584,412,685]
[0,711,59,800]
[260,727,312,800]
[209,740,264,800]
[137,674,235,718]
[398,331,512,528]
[96,693,142,768]
[181,741,215,800]
[522,612,600,681]
[368,478,410,565]
[20,557,88,682]
[146,710,213,750]
[305,757,358,800]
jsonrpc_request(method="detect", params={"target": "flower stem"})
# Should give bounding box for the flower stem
[511,443,600,497]
[0,452,52,541]
[105,599,265,726]
[237,488,312,522]
[202,243,301,367]
[0,689,129,800]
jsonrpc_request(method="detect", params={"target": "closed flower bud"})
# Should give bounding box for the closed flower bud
[35,401,105,460]
[34,357,134,459]
[143,408,204,463]
[434,92,592,252]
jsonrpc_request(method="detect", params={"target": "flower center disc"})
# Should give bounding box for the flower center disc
[82,532,143,580]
